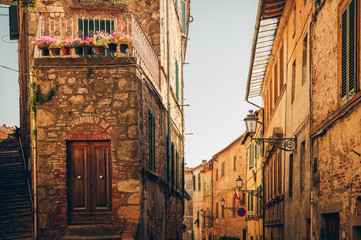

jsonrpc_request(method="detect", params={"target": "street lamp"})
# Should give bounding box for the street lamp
[243,109,297,152]
[236,175,243,189]
[235,176,263,199]
[220,198,237,212]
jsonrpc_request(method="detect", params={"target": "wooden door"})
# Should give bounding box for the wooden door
[68,141,112,225]
[325,213,339,240]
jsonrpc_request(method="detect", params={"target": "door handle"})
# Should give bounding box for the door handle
[99,175,104,179]
[77,176,82,180]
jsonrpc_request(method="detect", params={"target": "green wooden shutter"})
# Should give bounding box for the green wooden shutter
[249,144,254,169]
[175,0,178,8]
[148,110,156,172]
[175,59,179,100]
[9,6,19,40]
[193,175,195,191]
[341,0,357,102]
[209,210,212,226]
[247,194,250,211]
[176,150,179,189]
[251,195,254,211]
[348,0,357,95]
[181,1,187,35]
[203,182,206,196]
[198,173,201,191]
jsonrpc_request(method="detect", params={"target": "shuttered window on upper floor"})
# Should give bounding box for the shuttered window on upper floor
[249,143,255,169]
[148,110,156,172]
[198,172,201,191]
[78,19,114,57]
[341,0,357,103]
[175,58,179,100]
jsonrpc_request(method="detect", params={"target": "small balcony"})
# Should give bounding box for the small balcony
[34,11,160,89]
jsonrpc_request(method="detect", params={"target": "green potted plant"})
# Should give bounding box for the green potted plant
[31,36,56,56]
[93,32,108,55]
[84,37,94,55]
[117,33,134,53]
[61,39,72,55]
[49,40,62,56]
[107,32,118,53]
[70,37,88,55]
[21,0,39,11]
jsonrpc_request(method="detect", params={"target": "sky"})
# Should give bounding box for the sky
[184,0,260,167]
[0,1,261,168]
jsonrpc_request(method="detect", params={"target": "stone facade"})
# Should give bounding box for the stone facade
[311,0,361,239]
[18,0,190,239]
[191,135,248,240]
[183,168,194,240]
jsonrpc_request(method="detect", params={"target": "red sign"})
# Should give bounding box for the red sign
[237,207,247,217]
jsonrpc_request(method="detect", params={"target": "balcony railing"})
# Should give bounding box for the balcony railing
[34,11,160,89]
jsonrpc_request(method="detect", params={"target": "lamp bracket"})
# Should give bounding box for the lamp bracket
[252,137,297,152]
[239,189,263,199]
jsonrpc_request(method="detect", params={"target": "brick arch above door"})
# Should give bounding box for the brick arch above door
[64,116,113,141]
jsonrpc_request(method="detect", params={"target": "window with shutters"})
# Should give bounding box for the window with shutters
[274,63,278,104]
[176,150,179,189]
[302,34,308,85]
[78,19,115,57]
[280,45,284,90]
[148,110,156,172]
[289,153,294,197]
[249,144,255,169]
[341,0,357,103]
[293,3,296,37]
[233,197,236,218]
[215,169,218,181]
[221,205,224,218]
[175,0,178,8]
[197,211,199,227]
[198,173,201,191]
[209,210,212,226]
[175,58,179,100]
[291,60,296,104]
[181,1,187,36]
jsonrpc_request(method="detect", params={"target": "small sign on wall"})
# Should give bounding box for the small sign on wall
[237,207,247,217]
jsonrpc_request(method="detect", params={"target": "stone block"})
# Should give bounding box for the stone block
[69,95,85,105]
[117,179,140,193]
[127,193,140,204]
[117,205,140,220]
[37,109,56,127]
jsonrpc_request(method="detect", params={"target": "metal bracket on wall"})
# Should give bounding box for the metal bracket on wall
[253,137,297,152]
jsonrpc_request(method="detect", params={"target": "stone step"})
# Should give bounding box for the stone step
[63,225,121,240]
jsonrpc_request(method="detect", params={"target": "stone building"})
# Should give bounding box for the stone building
[310,0,361,239]
[183,167,194,240]
[242,110,264,240]
[0,125,15,140]
[211,135,248,239]
[192,162,206,240]
[245,0,312,239]
[190,135,248,240]
[17,0,190,239]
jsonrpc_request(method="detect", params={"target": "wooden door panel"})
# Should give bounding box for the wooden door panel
[68,141,111,225]
[92,144,111,211]
[69,143,90,212]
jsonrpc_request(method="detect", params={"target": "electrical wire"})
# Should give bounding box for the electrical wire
[1,34,18,43]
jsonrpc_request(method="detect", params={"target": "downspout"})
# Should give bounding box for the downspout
[140,76,147,240]
[166,0,171,238]
[245,0,264,110]
[30,70,38,239]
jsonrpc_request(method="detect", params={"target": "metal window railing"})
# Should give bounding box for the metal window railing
[34,11,160,89]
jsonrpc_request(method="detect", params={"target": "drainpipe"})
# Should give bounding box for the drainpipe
[30,69,38,239]
[166,0,171,238]
[139,75,147,240]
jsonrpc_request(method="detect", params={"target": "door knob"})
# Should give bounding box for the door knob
[77,176,82,180]
[99,175,104,179]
